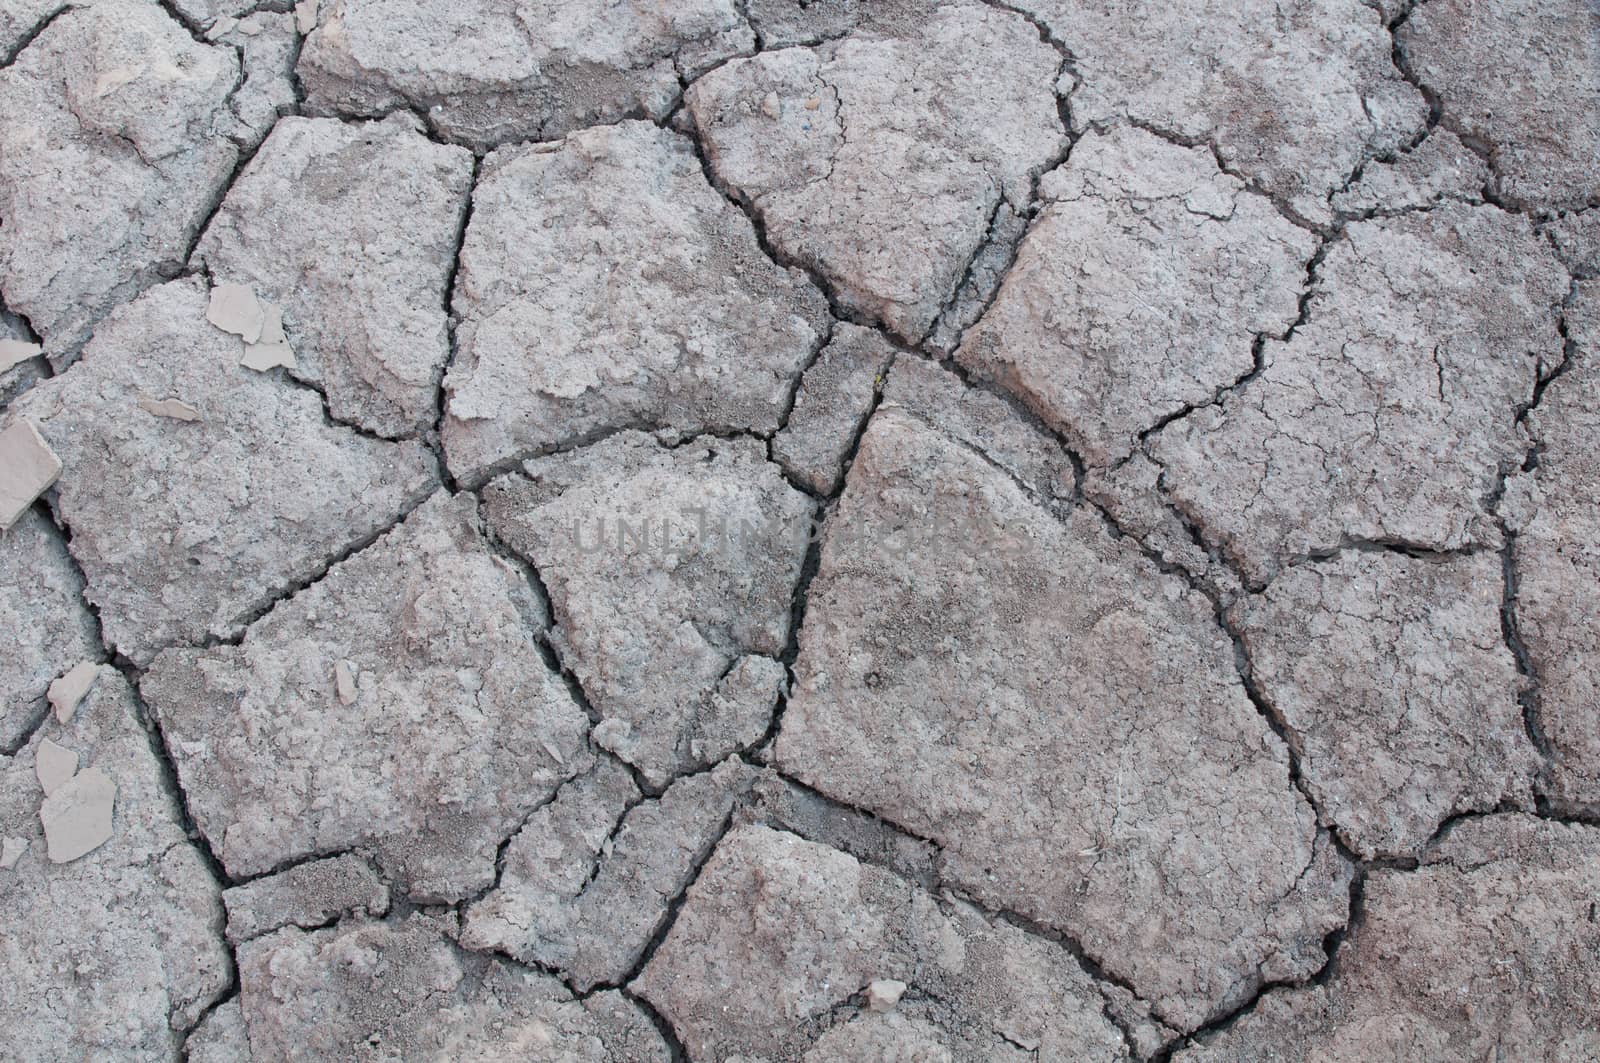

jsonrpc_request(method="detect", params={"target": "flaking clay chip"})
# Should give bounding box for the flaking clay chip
[137,396,203,422]
[40,765,116,863]
[0,836,24,869]
[0,418,62,530]
[241,302,296,372]
[35,738,78,796]
[334,659,357,705]
[0,338,41,373]
[295,0,318,35]
[49,661,100,723]
[866,979,907,1012]
[207,283,266,343]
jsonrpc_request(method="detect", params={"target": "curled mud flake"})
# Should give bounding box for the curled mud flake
[136,396,203,422]
[333,659,357,705]
[240,302,297,373]
[0,836,25,869]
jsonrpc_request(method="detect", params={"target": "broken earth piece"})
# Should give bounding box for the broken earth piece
[137,396,204,422]
[0,338,40,374]
[33,737,77,796]
[48,661,101,723]
[40,764,115,862]
[0,417,61,529]
[240,303,297,373]
[208,282,300,373]
[207,282,267,343]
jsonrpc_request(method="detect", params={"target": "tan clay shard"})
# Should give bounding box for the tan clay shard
[137,396,203,422]
[295,0,318,35]
[34,738,78,796]
[866,979,907,1013]
[240,302,296,372]
[0,418,62,530]
[206,282,266,343]
[0,836,24,869]
[333,659,357,705]
[40,764,116,863]
[0,338,41,373]
[49,661,100,723]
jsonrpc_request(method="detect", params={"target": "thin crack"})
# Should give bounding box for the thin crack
[0,2,67,68]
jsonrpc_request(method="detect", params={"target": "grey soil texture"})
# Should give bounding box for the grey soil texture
[1,0,1596,1059]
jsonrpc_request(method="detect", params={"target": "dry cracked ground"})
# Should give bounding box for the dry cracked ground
[0,0,1597,1059]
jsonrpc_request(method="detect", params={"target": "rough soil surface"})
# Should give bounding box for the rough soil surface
[3,1,1594,1058]
[441,120,828,484]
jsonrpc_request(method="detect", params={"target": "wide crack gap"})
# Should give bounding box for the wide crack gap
[429,153,482,493]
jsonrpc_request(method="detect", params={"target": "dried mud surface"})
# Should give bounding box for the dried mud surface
[2,0,1596,1059]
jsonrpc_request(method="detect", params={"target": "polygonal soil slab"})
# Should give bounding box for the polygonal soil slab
[442,120,828,484]
[0,510,98,749]
[1504,283,1600,814]
[483,433,812,786]
[298,0,753,149]
[9,278,436,665]
[957,124,1317,466]
[462,757,756,990]
[775,408,1350,1032]
[0,0,246,365]
[143,492,591,900]
[1232,550,1536,858]
[235,916,670,1060]
[634,824,1128,1060]
[0,673,231,1061]
[1178,815,1600,1061]
[195,113,475,438]
[1152,204,1567,587]
[1399,0,1600,212]
[1012,0,1426,224]
[771,322,896,496]
[685,0,1065,342]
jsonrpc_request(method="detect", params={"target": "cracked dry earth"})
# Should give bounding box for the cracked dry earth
[2,1,1599,1062]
